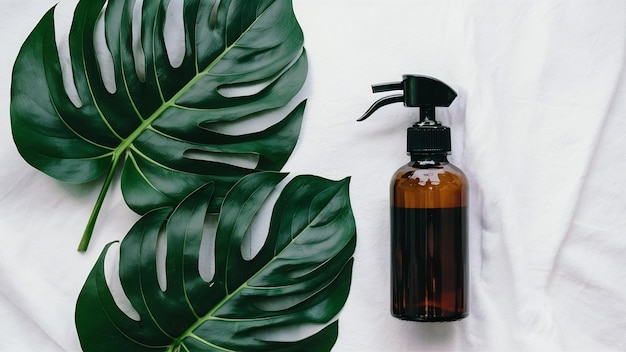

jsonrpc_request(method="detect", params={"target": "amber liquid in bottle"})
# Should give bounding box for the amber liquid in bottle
[391,153,468,321]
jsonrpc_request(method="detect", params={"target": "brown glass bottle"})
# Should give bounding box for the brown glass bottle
[391,152,468,322]
[356,74,467,321]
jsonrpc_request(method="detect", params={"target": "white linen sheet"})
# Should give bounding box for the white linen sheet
[1,0,625,351]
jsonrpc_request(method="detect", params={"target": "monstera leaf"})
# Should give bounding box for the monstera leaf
[10,0,307,250]
[75,172,356,351]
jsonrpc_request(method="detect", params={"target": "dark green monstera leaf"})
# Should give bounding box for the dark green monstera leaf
[10,0,307,250]
[75,172,356,351]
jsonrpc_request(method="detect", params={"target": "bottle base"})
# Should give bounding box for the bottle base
[392,312,468,322]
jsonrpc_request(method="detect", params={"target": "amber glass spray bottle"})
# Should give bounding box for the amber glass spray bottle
[358,75,468,321]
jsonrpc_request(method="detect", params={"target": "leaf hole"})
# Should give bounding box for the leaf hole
[198,214,219,282]
[164,0,185,68]
[155,225,167,292]
[104,243,141,322]
[94,3,117,94]
[132,0,146,81]
[183,150,260,169]
[240,176,290,261]
[217,80,272,99]
[53,0,82,108]
[202,94,305,136]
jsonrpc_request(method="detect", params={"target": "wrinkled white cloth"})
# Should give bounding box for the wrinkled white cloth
[1,0,625,351]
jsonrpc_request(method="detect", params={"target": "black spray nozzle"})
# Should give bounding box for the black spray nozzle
[357,75,457,122]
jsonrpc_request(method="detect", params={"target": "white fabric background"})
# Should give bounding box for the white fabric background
[1,0,626,351]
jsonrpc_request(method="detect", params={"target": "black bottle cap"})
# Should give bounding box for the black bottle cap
[408,125,451,153]
[357,75,457,153]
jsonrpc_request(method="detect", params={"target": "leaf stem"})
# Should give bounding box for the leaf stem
[77,155,121,252]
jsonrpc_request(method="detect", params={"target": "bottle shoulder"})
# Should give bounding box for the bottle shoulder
[391,161,467,208]
[393,161,467,185]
